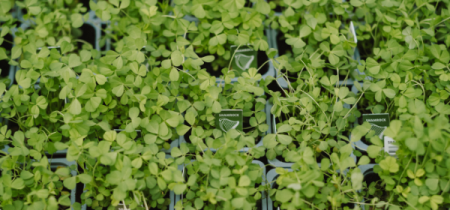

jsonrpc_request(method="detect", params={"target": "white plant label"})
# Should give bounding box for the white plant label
[384,136,398,156]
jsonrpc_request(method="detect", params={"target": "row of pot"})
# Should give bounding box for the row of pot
[1,0,364,87]
[1,79,367,166]
[17,152,381,210]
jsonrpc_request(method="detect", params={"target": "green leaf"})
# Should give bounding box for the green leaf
[104,130,117,142]
[209,34,227,46]
[299,25,311,38]
[149,162,159,175]
[132,157,143,168]
[63,176,76,190]
[185,111,196,125]
[129,107,139,119]
[157,177,167,190]
[191,4,205,18]
[71,14,84,28]
[379,156,399,173]
[351,122,371,142]
[367,145,382,158]
[36,189,49,199]
[255,0,270,14]
[286,37,305,48]
[426,178,439,191]
[231,197,244,209]
[11,46,21,59]
[383,88,396,98]
[171,50,183,66]
[20,171,34,180]
[112,85,124,97]
[171,147,182,157]
[87,97,101,111]
[329,53,339,66]
[223,0,245,12]
[0,1,12,13]
[174,184,186,194]
[306,14,317,28]
[0,48,7,60]
[55,168,70,177]
[384,120,402,138]
[18,77,31,89]
[80,50,92,62]
[276,189,293,203]
[36,96,48,109]
[61,41,71,54]
[277,134,292,145]
[120,0,130,8]
[321,158,330,171]
[212,101,221,113]
[21,60,32,68]
[70,99,82,115]
[69,54,82,68]
[113,187,126,201]
[159,122,169,136]
[357,156,370,165]
[351,169,363,190]
[95,74,107,85]
[238,175,250,187]
[195,198,204,209]
[366,58,380,74]
[405,138,418,151]
[176,125,190,136]
[277,124,292,133]
[350,0,363,6]
[78,174,92,184]
[201,55,215,63]
[11,178,25,189]
[330,34,340,44]
[432,62,447,69]
[170,67,179,81]
[430,195,443,210]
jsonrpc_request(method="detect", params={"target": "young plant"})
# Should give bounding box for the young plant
[269,0,357,84]
[361,114,450,209]
[182,68,268,158]
[0,128,80,209]
[351,0,450,60]
[15,0,91,50]
[173,0,271,77]
[77,130,186,209]
[269,142,362,209]
[350,0,450,117]
[56,23,209,152]
[174,132,266,210]
[264,74,359,163]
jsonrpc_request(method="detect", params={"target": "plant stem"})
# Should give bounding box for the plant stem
[385,156,412,210]
[344,91,365,119]
[228,44,241,71]
[141,191,150,210]
[256,60,270,72]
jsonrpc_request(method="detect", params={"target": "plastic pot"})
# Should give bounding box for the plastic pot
[268,23,360,89]
[0,32,16,89]
[268,99,357,168]
[180,83,273,153]
[175,159,268,210]
[50,158,79,208]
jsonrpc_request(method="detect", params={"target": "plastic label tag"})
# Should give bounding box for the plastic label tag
[230,45,257,74]
[349,21,358,43]
[116,204,129,210]
[216,109,243,133]
[362,113,389,139]
[384,136,398,156]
